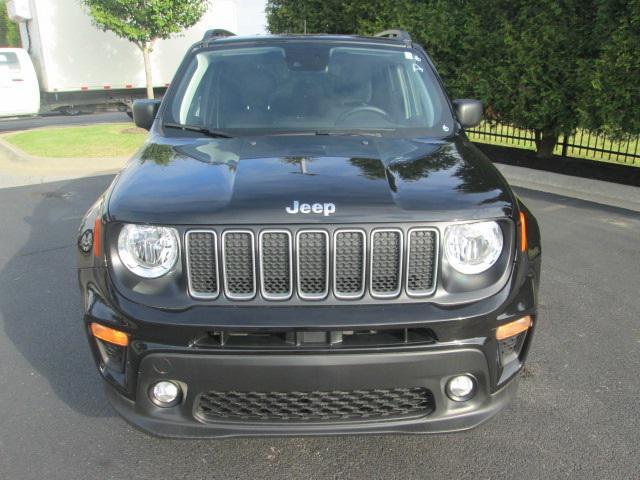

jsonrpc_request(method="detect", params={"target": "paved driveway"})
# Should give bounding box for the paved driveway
[0,176,638,479]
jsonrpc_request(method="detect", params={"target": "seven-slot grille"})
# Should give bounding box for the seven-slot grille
[185,227,439,301]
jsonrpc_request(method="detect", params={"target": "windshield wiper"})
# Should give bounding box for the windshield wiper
[162,122,233,138]
[262,130,388,137]
[314,131,382,138]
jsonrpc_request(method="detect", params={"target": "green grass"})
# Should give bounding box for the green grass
[467,122,640,167]
[6,123,147,158]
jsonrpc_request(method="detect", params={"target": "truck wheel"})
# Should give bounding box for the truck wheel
[60,106,81,116]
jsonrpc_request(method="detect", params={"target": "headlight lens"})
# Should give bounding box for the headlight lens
[117,224,179,278]
[444,221,503,274]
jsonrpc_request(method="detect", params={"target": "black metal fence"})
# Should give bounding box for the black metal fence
[467,123,640,167]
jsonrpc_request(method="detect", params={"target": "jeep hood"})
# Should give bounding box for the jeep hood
[107,135,515,225]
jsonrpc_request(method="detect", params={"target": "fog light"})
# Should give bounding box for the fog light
[150,381,181,407]
[446,375,476,402]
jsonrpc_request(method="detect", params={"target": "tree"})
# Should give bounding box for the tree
[81,0,209,99]
[266,0,356,34]
[457,0,592,157]
[1,0,21,47]
[266,0,640,159]
[579,0,640,138]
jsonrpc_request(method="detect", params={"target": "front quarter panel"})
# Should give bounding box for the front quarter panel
[77,194,107,269]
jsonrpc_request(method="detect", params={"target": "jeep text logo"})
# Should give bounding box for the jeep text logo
[285,201,336,216]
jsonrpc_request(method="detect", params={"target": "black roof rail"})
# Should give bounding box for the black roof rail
[202,29,236,41]
[374,29,412,45]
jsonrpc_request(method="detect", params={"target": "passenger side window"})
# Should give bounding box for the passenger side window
[0,52,21,78]
[0,52,20,70]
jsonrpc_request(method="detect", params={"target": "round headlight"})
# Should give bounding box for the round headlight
[117,224,179,278]
[444,221,503,274]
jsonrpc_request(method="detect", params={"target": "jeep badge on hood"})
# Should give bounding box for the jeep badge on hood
[286,201,336,216]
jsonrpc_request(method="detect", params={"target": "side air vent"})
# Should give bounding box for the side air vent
[333,230,366,299]
[296,230,329,300]
[370,229,403,298]
[222,230,256,300]
[185,230,219,299]
[259,230,293,300]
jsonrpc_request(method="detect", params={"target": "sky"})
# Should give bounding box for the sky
[238,0,268,35]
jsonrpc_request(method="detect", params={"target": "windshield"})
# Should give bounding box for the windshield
[165,42,454,137]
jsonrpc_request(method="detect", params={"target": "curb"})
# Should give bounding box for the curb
[0,136,28,163]
[0,135,129,189]
[495,163,640,213]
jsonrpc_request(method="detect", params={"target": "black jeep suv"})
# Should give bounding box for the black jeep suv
[77,30,541,438]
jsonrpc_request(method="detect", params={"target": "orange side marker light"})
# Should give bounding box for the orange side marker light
[91,322,129,347]
[93,218,101,257]
[496,316,533,341]
[519,211,527,253]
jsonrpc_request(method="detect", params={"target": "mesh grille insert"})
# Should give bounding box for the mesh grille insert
[187,231,218,296]
[260,231,291,297]
[334,231,365,297]
[196,387,435,423]
[297,231,328,298]
[407,229,437,295]
[223,232,255,298]
[371,230,402,296]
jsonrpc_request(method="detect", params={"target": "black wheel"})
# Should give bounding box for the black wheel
[60,106,81,116]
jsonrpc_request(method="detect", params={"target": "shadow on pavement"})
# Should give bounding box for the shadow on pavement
[0,174,116,418]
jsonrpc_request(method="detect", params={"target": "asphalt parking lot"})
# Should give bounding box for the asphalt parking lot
[0,175,638,480]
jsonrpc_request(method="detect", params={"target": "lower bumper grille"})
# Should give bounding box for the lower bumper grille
[195,387,435,423]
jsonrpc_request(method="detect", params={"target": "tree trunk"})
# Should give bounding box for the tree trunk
[534,129,558,159]
[141,43,154,99]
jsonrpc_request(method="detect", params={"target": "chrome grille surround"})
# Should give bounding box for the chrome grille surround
[259,229,293,300]
[221,230,256,300]
[333,229,366,300]
[185,230,219,299]
[369,228,403,299]
[296,230,330,300]
[405,227,439,297]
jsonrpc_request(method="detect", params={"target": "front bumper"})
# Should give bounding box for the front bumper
[107,349,519,438]
[80,255,538,438]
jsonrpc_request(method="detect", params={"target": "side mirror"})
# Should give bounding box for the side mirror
[133,99,161,130]
[452,99,483,128]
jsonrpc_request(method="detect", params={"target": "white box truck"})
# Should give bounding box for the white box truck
[1,0,266,117]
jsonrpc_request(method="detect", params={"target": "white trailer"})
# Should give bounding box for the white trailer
[2,0,266,116]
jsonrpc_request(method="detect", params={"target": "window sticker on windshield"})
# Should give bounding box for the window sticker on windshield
[413,63,424,73]
[404,51,413,59]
